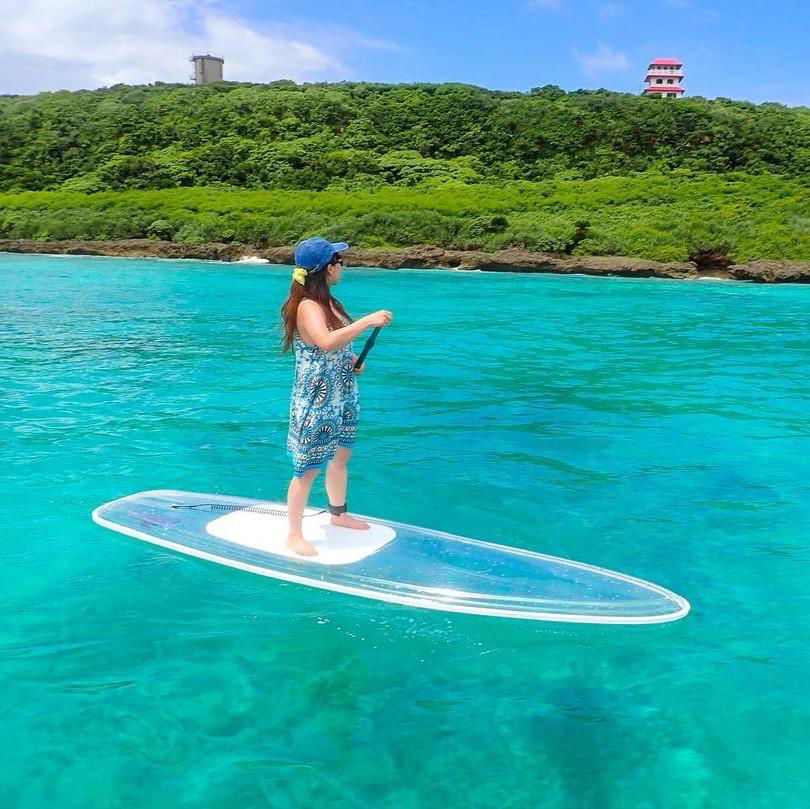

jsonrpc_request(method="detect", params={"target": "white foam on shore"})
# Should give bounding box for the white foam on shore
[234,255,270,264]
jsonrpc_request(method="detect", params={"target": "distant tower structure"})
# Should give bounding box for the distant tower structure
[190,54,224,84]
[642,58,685,98]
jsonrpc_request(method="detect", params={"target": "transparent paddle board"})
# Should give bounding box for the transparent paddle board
[92,490,690,624]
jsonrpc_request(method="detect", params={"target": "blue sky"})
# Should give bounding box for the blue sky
[4,0,809,105]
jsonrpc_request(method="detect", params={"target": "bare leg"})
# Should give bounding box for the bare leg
[286,468,320,556]
[326,447,369,530]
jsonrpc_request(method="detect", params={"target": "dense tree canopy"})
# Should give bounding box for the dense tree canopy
[2,81,810,192]
[2,81,810,263]
[3,173,809,264]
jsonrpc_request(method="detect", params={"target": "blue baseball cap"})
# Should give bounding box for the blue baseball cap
[294,237,349,272]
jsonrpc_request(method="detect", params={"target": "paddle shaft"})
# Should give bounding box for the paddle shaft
[354,327,381,369]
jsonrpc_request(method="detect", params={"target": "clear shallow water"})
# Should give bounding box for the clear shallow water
[2,253,809,808]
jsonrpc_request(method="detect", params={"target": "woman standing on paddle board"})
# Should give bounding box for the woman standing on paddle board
[281,238,393,556]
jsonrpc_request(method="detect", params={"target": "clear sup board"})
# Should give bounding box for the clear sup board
[92,490,690,624]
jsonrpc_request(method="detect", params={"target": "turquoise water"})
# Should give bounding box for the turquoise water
[2,253,809,808]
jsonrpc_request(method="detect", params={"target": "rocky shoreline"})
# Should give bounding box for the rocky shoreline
[2,239,809,283]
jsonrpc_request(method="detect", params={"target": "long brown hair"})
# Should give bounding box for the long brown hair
[280,257,351,352]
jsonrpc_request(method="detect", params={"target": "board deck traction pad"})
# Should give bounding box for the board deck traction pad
[92,490,691,624]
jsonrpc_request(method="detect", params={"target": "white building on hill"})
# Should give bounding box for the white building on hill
[643,58,685,98]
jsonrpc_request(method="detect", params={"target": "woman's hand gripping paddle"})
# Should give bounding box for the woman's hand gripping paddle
[354,327,381,370]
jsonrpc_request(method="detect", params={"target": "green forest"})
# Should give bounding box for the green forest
[2,81,810,262]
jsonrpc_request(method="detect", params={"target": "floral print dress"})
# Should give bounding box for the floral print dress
[287,320,359,477]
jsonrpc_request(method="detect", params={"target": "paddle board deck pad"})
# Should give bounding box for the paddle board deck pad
[92,490,690,624]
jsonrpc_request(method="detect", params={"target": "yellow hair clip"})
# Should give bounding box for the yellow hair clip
[292,266,308,286]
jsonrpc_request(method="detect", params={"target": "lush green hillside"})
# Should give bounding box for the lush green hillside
[2,81,810,192]
[3,173,809,263]
[2,82,810,263]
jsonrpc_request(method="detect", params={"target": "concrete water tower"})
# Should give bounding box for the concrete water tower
[190,54,224,84]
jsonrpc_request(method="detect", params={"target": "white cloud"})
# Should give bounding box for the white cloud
[0,0,394,94]
[573,44,630,78]
[598,3,624,18]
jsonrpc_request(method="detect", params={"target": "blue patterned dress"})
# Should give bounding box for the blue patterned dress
[287,318,359,477]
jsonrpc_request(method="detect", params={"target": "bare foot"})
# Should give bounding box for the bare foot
[330,513,370,531]
[286,535,318,556]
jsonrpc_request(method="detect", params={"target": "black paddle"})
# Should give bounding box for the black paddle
[354,326,381,369]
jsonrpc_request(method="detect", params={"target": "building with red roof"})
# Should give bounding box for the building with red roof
[643,58,685,98]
